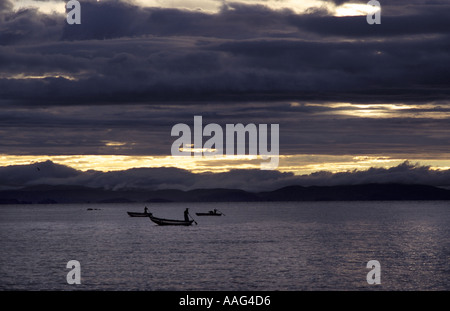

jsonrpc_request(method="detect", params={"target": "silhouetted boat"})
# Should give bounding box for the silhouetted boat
[196,211,223,216]
[148,213,194,226]
[127,212,149,217]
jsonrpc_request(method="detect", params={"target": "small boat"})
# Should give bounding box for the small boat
[148,213,194,226]
[195,211,223,216]
[127,211,150,217]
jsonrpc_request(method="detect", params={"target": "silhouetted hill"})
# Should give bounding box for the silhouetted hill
[184,188,260,202]
[0,183,449,204]
[258,184,450,201]
[0,185,150,204]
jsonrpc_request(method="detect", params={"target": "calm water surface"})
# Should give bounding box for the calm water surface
[0,201,449,290]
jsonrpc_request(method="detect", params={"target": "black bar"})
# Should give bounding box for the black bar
[0,291,446,310]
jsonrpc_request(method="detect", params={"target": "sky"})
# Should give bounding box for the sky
[0,0,449,191]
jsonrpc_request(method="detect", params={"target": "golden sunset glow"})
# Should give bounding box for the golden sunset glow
[334,3,380,17]
[103,141,129,147]
[132,0,326,14]
[13,0,379,17]
[178,147,217,153]
[2,154,449,176]
[13,0,66,14]
[302,102,450,119]
[3,73,78,81]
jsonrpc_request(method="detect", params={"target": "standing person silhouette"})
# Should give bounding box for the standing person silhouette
[144,206,148,214]
[184,208,190,222]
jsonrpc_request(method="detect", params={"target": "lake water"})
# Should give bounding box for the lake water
[0,201,449,291]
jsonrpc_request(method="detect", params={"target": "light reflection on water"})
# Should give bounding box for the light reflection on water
[0,201,449,290]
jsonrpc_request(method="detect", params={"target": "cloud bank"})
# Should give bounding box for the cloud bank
[1,0,449,105]
[1,160,449,192]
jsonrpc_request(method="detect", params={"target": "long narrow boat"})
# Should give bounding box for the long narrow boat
[196,211,223,216]
[127,212,149,217]
[148,213,194,226]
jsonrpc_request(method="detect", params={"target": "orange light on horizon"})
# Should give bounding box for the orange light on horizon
[1,154,449,176]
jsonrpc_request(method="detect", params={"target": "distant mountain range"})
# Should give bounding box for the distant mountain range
[1,183,450,204]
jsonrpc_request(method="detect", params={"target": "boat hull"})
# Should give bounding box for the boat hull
[148,214,194,226]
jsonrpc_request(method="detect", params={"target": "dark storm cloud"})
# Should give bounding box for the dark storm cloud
[0,102,449,156]
[1,160,449,192]
[0,4,62,45]
[0,0,12,11]
[1,0,449,104]
[0,104,184,155]
[59,1,301,41]
[2,36,449,104]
